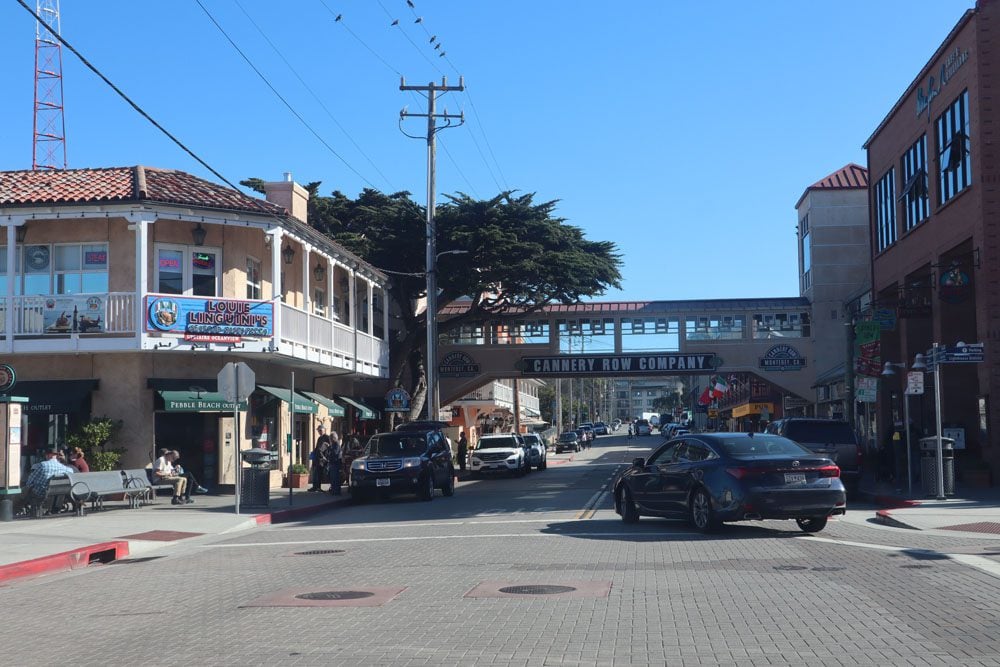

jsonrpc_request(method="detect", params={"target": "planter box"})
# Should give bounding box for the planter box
[285,473,310,489]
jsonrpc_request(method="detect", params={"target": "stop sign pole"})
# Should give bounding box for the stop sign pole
[219,362,255,514]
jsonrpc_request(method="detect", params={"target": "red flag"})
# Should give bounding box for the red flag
[697,386,712,405]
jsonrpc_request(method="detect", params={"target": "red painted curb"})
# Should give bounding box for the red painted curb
[0,540,129,584]
[875,495,921,508]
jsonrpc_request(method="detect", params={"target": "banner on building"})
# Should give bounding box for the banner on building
[853,321,881,377]
[42,295,105,334]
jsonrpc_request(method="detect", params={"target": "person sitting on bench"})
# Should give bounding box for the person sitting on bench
[25,448,75,514]
[153,450,191,505]
[170,450,208,497]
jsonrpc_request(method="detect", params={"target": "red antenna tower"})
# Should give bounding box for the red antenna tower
[32,0,67,170]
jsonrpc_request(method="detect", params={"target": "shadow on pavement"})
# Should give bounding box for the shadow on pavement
[538,518,807,542]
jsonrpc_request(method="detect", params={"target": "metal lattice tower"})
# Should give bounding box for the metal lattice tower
[32,0,67,170]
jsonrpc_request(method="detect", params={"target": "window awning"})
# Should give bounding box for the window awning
[335,395,377,420]
[19,379,98,414]
[258,385,319,414]
[158,390,246,412]
[301,391,345,417]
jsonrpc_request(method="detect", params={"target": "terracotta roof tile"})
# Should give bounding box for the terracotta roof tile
[795,163,869,209]
[0,166,285,217]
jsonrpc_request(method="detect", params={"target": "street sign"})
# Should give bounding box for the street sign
[941,342,984,363]
[783,396,810,409]
[905,371,924,395]
[218,362,255,403]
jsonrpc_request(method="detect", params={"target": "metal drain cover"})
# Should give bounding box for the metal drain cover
[498,585,577,595]
[294,550,345,556]
[773,565,808,571]
[295,591,374,601]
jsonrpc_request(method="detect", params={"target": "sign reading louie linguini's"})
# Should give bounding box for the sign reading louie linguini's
[520,353,717,376]
[145,295,274,343]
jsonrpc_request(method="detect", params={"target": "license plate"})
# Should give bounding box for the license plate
[376,478,390,487]
[784,473,807,485]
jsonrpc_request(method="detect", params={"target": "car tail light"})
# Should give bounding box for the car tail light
[726,467,761,480]
[818,465,840,478]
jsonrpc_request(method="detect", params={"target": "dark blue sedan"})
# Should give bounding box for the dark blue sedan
[613,432,846,533]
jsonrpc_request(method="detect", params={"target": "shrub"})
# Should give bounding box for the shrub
[290,463,309,474]
[66,416,125,471]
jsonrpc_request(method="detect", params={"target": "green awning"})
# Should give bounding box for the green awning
[159,390,246,412]
[335,395,377,420]
[301,391,346,417]
[258,385,319,414]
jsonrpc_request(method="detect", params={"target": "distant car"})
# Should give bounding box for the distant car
[611,419,622,431]
[350,427,455,502]
[556,432,581,453]
[471,434,530,477]
[521,433,548,470]
[766,418,862,495]
[613,432,846,532]
[593,422,609,435]
[634,419,652,436]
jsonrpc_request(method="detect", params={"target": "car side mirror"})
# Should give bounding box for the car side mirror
[632,457,645,468]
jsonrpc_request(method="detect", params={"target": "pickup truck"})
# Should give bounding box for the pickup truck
[766,418,862,495]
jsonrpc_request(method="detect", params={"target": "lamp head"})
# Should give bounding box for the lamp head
[282,244,295,265]
[191,222,207,246]
[911,353,928,372]
[881,362,896,377]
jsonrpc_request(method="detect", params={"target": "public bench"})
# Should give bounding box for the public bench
[27,474,73,518]
[122,468,174,506]
[66,470,145,515]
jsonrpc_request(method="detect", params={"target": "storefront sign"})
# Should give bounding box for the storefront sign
[874,307,897,331]
[385,387,411,412]
[520,353,717,376]
[439,351,480,378]
[916,47,969,120]
[0,364,15,393]
[853,321,881,377]
[42,295,105,334]
[732,402,774,418]
[758,345,806,372]
[145,295,274,341]
[939,265,970,304]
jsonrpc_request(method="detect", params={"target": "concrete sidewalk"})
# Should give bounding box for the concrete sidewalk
[856,470,1000,535]
[0,486,347,584]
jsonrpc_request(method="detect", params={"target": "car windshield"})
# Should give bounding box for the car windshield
[479,436,517,449]
[366,434,426,457]
[559,433,577,441]
[523,435,541,445]
[714,435,811,459]
[784,421,857,444]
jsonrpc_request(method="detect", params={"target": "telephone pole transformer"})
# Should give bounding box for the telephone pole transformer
[399,76,464,422]
[33,0,67,170]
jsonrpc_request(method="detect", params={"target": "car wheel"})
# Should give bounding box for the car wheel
[618,487,640,524]
[689,488,719,533]
[419,473,435,501]
[441,467,456,497]
[796,517,828,533]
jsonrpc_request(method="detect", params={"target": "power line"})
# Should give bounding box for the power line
[234,0,394,190]
[317,0,402,77]
[374,0,444,75]
[194,0,378,189]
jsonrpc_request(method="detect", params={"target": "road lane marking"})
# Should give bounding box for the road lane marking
[202,531,701,548]
[806,535,1000,581]
[280,518,587,532]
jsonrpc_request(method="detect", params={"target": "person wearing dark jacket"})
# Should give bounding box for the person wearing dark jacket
[327,430,343,495]
[457,431,469,472]
[309,426,331,492]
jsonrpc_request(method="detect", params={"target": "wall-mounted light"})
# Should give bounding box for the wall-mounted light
[313,263,327,282]
[263,233,273,248]
[15,225,27,244]
[282,244,295,265]
[191,222,207,246]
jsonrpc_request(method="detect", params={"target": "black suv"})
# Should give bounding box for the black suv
[349,421,455,502]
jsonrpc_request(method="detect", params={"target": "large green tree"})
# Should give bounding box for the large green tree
[244,181,622,418]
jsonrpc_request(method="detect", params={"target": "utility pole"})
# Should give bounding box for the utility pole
[399,77,464,422]
[33,0,68,170]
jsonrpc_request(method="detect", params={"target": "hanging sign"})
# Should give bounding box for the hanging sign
[385,387,411,413]
[520,353,717,376]
[758,345,806,372]
[439,351,481,378]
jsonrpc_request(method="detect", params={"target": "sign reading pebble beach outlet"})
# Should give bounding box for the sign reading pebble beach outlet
[520,353,718,377]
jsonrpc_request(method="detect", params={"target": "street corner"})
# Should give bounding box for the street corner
[875,509,920,530]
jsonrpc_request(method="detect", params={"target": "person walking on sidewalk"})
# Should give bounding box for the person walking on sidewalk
[327,430,343,496]
[309,426,331,492]
[457,431,468,472]
[152,450,190,505]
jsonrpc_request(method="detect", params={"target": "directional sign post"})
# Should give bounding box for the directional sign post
[218,362,255,514]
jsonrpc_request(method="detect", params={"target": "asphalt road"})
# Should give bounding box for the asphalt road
[3,432,1000,666]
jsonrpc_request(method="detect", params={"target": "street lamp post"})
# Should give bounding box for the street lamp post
[425,249,468,421]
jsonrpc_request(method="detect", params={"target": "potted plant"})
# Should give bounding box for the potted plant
[961,459,992,488]
[287,463,310,489]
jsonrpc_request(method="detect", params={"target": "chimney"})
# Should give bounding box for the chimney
[263,172,309,223]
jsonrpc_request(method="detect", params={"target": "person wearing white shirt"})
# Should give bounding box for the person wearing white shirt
[153,451,189,505]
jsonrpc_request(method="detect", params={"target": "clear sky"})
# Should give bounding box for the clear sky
[0,0,975,302]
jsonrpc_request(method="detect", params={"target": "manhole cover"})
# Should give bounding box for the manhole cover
[294,591,374,601]
[901,564,933,569]
[773,565,808,571]
[294,550,345,556]
[498,585,577,595]
[811,566,845,572]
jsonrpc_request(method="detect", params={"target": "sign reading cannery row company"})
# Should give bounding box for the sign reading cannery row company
[520,353,718,376]
[145,295,274,342]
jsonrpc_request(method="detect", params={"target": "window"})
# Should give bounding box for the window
[372,289,384,337]
[156,245,219,297]
[901,135,929,230]
[875,168,896,252]
[19,243,109,296]
[246,257,262,300]
[937,89,971,205]
[313,288,326,317]
[800,215,811,291]
[752,312,809,338]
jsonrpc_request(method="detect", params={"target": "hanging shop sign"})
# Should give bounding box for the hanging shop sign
[758,345,806,372]
[42,295,105,334]
[519,353,718,376]
[384,387,411,413]
[853,321,882,377]
[439,351,481,378]
[938,265,971,304]
[145,295,274,342]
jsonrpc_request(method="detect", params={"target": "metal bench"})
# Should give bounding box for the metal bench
[122,468,174,506]
[27,474,73,518]
[66,471,144,515]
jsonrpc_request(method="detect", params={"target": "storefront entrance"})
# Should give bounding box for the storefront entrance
[154,412,219,491]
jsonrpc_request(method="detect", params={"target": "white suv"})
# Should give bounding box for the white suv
[471,434,529,477]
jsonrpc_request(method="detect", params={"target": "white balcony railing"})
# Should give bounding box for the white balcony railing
[279,302,388,376]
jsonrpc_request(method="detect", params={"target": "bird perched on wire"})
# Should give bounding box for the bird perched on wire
[439,51,446,57]
[433,43,441,50]
[335,14,342,21]
[391,18,399,25]
[429,35,436,43]
[407,0,415,7]
[414,17,423,23]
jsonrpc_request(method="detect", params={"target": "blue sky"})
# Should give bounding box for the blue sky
[0,1,974,302]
